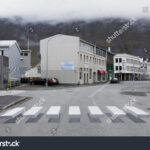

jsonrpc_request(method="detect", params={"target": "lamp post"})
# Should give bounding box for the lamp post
[45,38,51,88]
[27,27,34,50]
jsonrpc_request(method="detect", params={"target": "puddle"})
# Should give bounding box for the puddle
[121,91,147,96]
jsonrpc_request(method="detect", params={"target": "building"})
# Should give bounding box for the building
[147,62,150,80]
[0,51,9,89]
[40,34,107,84]
[141,59,150,80]
[106,47,115,80]
[0,41,21,85]
[20,49,32,77]
[114,53,141,80]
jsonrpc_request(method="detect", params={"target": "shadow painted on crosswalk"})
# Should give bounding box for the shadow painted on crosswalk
[87,114,102,123]
[26,113,44,123]
[48,117,61,123]
[4,114,23,124]
[126,114,146,123]
[105,113,124,123]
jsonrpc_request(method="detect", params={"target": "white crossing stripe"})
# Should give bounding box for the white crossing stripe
[106,106,126,118]
[0,107,25,119]
[124,106,150,118]
[23,107,43,118]
[88,106,104,118]
[46,106,61,118]
[69,106,81,118]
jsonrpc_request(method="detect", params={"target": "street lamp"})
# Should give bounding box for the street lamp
[45,38,51,88]
[27,27,34,50]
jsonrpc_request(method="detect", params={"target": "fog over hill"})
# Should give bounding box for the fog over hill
[0,17,150,66]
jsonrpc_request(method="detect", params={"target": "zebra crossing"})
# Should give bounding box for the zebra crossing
[0,105,150,121]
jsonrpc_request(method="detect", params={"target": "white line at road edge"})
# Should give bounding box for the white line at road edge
[88,83,109,105]
[88,83,109,98]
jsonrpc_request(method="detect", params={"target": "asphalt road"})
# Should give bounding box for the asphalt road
[0,81,150,136]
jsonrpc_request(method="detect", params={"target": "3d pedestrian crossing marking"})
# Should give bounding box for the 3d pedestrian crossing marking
[124,106,150,118]
[23,107,43,118]
[106,106,126,118]
[0,107,25,119]
[0,106,150,121]
[88,106,104,118]
[46,106,61,118]
[69,106,81,119]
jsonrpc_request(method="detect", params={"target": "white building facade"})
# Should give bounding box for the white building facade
[114,53,141,80]
[141,59,150,80]
[40,34,107,84]
[20,49,32,77]
[0,41,21,84]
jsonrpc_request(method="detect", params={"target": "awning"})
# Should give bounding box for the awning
[97,70,107,74]
[103,70,108,74]
[98,70,104,74]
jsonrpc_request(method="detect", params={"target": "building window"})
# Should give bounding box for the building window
[79,68,82,79]
[87,56,88,62]
[116,66,118,70]
[119,66,122,70]
[80,41,94,53]
[84,55,86,62]
[119,58,122,63]
[99,59,101,65]
[90,57,92,63]
[116,58,118,63]
[89,69,92,79]
[21,53,23,56]
[24,53,28,56]
[102,60,104,65]
[80,54,82,61]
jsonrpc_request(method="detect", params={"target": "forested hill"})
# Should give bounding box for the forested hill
[0,18,150,66]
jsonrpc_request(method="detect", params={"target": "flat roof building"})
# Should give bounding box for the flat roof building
[20,49,32,77]
[114,53,141,80]
[0,41,21,85]
[40,34,107,84]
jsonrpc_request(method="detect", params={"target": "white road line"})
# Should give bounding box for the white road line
[106,106,126,118]
[23,107,43,118]
[46,106,61,118]
[88,106,104,118]
[124,106,150,118]
[88,83,108,98]
[69,106,81,119]
[0,107,26,119]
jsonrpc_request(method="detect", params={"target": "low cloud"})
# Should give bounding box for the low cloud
[0,0,149,23]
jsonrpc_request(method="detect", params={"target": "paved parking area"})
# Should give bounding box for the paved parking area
[0,81,150,136]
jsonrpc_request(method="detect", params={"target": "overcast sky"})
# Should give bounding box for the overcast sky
[0,0,149,22]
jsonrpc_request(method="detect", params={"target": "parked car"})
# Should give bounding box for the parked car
[110,78,120,84]
[30,78,59,85]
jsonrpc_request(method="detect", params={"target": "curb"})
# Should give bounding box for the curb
[0,97,29,111]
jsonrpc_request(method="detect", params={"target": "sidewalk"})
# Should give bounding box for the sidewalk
[0,95,28,111]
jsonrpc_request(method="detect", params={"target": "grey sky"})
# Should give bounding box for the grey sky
[0,0,149,22]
